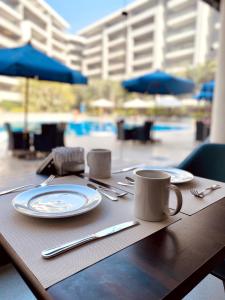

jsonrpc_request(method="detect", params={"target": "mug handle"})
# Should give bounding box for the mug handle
[165,184,183,216]
[87,152,90,167]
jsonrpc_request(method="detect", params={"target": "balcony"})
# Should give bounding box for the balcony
[86,34,102,44]
[29,22,47,40]
[52,26,67,41]
[22,0,49,24]
[133,56,153,66]
[129,8,156,27]
[85,56,102,65]
[108,63,125,72]
[0,34,17,48]
[165,66,188,73]
[68,52,81,59]
[31,39,48,53]
[108,49,125,60]
[109,74,124,80]
[165,47,194,59]
[132,69,152,78]
[0,1,22,21]
[167,11,197,27]
[133,41,154,53]
[86,68,102,76]
[84,45,102,56]
[69,63,81,71]
[52,39,65,52]
[166,30,195,43]
[51,49,67,63]
[108,37,126,48]
[167,0,193,10]
[0,18,21,37]
[132,24,155,38]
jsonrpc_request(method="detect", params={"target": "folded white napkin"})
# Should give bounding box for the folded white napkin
[52,147,85,176]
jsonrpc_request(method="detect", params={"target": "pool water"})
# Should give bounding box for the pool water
[68,122,188,136]
[0,121,188,137]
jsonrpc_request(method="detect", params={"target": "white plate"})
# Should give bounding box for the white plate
[12,184,102,218]
[134,167,194,184]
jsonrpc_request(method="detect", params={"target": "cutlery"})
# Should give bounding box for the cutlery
[125,176,135,183]
[112,164,144,174]
[87,183,118,201]
[190,184,221,198]
[94,185,128,197]
[89,183,127,197]
[42,220,139,259]
[0,175,55,196]
[117,181,134,187]
[103,187,128,197]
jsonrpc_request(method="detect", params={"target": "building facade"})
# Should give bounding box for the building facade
[79,0,220,80]
[0,0,220,102]
[0,0,85,102]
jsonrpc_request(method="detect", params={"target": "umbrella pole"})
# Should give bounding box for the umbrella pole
[24,78,29,132]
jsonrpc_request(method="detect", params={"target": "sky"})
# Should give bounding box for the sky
[46,0,135,33]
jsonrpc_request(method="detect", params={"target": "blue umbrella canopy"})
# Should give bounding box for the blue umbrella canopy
[122,70,195,95]
[195,80,214,101]
[0,43,87,130]
[0,43,87,84]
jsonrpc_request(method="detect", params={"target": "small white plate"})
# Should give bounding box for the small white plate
[134,167,194,184]
[12,184,102,218]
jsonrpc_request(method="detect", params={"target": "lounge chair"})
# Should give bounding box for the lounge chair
[178,142,225,290]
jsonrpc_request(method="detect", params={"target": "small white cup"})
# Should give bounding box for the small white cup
[87,149,111,179]
[134,170,182,222]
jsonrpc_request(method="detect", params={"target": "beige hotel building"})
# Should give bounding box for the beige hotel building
[0,0,220,101]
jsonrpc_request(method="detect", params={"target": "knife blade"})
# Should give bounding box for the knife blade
[112,164,144,174]
[42,220,139,259]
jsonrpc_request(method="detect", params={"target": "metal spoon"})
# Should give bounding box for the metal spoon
[87,183,118,201]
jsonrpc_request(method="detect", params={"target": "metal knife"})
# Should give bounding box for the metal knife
[42,220,139,259]
[112,164,144,174]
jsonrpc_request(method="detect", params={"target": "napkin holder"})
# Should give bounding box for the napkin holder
[37,147,85,176]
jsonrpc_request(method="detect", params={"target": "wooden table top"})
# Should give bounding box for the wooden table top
[47,197,225,300]
[0,173,225,300]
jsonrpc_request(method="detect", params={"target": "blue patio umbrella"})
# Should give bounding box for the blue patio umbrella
[0,43,88,130]
[122,70,195,95]
[195,80,215,101]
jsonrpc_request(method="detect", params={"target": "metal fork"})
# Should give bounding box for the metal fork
[190,184,221,198]
[0,175,55,196]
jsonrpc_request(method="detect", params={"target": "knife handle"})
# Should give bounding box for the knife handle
[42,235,96,259]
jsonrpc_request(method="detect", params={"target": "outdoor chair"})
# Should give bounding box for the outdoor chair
[132,121,153,143]
[178,142,225,290]
[195,120,210,141]
[116,120,136,141]
[4,123,30,155]
[33,123,65,153]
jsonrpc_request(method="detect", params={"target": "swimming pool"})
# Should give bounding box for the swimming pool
[0,121,188,137]
[67,122,188,136]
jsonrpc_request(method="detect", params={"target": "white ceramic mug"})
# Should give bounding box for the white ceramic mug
[134,170,182,221]
[87,149,111,179]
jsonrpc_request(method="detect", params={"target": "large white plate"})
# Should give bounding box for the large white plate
[12,184,102,218]
[134,167,194,184]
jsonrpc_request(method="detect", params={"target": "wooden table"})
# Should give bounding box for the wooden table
[0,174,225,300]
